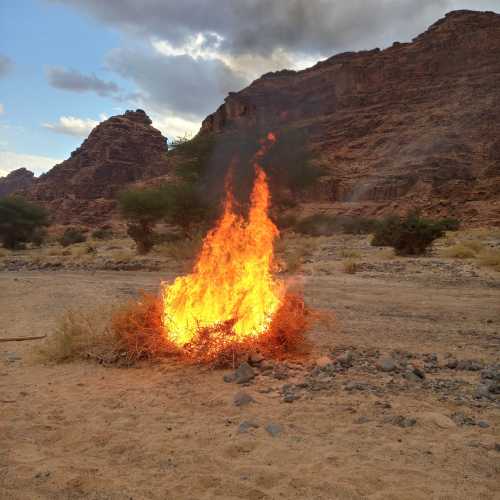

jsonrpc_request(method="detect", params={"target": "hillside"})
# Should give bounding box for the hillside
[201,10,500,225]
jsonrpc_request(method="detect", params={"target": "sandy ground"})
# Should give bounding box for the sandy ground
[1,248,500,499]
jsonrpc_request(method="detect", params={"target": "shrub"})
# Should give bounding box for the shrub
[59,227,86,247]
[442,244,477,259]
[0,196,49,249]
[92,227,113,240]
[371,212,444,255]
[341,216,378,235]
[436,217,460,232]
[342,259,359,274]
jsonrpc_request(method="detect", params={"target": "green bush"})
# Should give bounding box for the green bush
[0,196,49,249]
[371,213,444,255]
[170,134,216,182]
[59,227,87,247]
[435,217,460,232]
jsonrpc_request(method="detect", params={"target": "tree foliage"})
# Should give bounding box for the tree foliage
[0,196,49,249]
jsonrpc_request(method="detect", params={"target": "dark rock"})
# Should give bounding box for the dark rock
[223,373,236,383]
[265,423,283,437]
[475,383,493,399]
[235,362,255,384]
[389,415,417,428]
[477,420,490,428]
[457,360,483,371]
[451,412,476,426]
[283,393,300,403]
[377,356,397,372]
[412,366,426,379]
[233,391,255,407]
[238,420,259,434]
[446,358,458,369]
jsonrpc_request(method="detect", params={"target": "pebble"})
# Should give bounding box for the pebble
[377,356,397,372]
[265,422,283,437]
[235,362,256,384]
[238,420,259,434]
[233,391,255,407]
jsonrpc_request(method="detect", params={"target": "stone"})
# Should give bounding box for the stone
[265,423,283,437]
[412,366,426,379]
[315,356,333,369]
[283,393,300,403]
[446,358,458,369]
[457,360,483,371]
[223,373,236,383]
[494,443,500,452]
[233,391,255,407]
[475,384,493,399]
[335,351,353,367]
[248,352,264,366]
[238,421,260,434]
[377,356,397,372]
[390,416,417,428]
[477,421,490,429]
[234,362,256,384]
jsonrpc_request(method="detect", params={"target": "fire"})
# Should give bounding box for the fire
[162,132,285,349]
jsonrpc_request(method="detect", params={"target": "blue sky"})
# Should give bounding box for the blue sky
[1,0,499,176]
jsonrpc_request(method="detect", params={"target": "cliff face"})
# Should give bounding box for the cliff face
[0,168,35,197]
[201,10,500,224]
[23,110,169,224]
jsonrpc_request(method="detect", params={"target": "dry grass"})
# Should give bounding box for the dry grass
[154,235,203,262]
[36,308,117,364]
[442,240,485,259]
[342,258,359,274]
[478,248,500,272]
[277,235,317,273]
[339,249,361,259]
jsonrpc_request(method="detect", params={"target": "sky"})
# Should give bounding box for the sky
[0,0,499,177]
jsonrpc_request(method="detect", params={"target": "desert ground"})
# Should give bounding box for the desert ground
[1,232,499,500]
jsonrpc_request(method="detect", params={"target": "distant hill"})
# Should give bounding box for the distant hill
[0,168,35,197]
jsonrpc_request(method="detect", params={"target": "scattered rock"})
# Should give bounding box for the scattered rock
[248,352,264,366]
[446,358,458,369]
[377,356,397,372]
[223,373,236,383]
[265,423,283,437]
[457,360,483,371]
[315,356,333,369]
[335,351,353,367]
[478,420,490,429]
[412,366,426,379]
[387,415,416,428]
[235,362,256,384]
[452,412,476,426]
[233,391,255,407]
[238,420,259,434]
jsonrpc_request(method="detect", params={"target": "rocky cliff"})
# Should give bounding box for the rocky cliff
[0,168,35,197]
[201,10,500,225]
[23,109,169,224]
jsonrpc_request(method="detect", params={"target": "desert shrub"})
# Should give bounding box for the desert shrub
[478,248,500,272]
[0,196,49,249]
[36,308,116,364]
[59,227,86,247]
[92,227,113,240]
[436,217,460,232]
[294,214,341,236]
[442,244,477,259]
[342,259,359,274]
[341,216,378,235]
[371,213,444,255]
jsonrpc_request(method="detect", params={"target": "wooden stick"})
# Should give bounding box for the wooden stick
[0,335,46,343]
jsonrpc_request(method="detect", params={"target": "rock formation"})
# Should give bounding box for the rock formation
[23,109,169,224]
[201,10,500,225]
[0,168,35,197]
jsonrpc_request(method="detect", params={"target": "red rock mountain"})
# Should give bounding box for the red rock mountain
[21,109,168,224]
[0,168,35,197]
[201,10,500,225]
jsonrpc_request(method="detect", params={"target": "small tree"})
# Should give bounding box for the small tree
[118,187,171,254]
[371,212,444,255]
[0,196,49,249]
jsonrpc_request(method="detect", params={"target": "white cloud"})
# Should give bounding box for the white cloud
[42,115,106,137]
[0,151,63,177]
[150,113,201,141]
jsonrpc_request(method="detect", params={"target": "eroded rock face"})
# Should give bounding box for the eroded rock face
[0,168,35,197]
[201,10,500,225]
[23,109,168,224]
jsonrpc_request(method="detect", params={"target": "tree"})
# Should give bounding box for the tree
[0,196,49,249]
[118,187,170,254]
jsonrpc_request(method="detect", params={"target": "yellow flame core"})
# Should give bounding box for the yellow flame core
[162,161,284,347]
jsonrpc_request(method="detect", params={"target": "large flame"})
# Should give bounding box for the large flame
[162,133,285,348]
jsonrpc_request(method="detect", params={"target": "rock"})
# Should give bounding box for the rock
[233,391,255,407]
[335,351,354,367]
[235,362,256,384]
[248,352,264,366]
[421,412,456,429]
[272,365,288,380]
[389,416,417,428]
[283,393,300,403]
[488,381,500,394]
[223,373,236,383]
[404,372,421,383]
[344,381,368,392]
[477,420,490,429]
[457,360,483,371]
[200,11,500,226]
[315,356,333,369]
[238,420,259,434]
[446,358,458,369]
[265,423,283,437]
[355,416,370,424]
[0,168,35,197]
[475,384,493,399]
[412,366,426,379]
[451,412,476,426]
[377,356,397,372]
[494,443,500,452]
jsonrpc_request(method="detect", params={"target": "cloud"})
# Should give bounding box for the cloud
[42,114,106,137]
[46,67,120,96]
[0,54,13,78]
[106,47,247,118]
[0,151,62,177]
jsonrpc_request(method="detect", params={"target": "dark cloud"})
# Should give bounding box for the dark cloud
[46,0,500,57]
[46,67,120,96]
[0,54,13,78]
[106,48,247,118]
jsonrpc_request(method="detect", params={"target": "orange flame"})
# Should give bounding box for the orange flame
[162,133,284,348]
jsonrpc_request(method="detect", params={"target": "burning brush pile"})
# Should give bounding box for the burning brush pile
[112,133,310,365]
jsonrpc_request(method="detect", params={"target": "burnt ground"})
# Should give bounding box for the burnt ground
[1,238,499,499]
